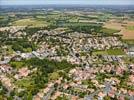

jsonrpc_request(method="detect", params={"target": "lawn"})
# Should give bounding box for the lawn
[12,18,48,27]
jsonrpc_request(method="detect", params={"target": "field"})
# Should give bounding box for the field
[93,50,108,55]
[122,29,134,39]
[104,21,124,30]
[123,39,134,45]
[93,49,125,55]
[100,28,120,35]
[0,16,4,20]
[126,26,134,30]
[122,21,134,39]
[104,20,134,39]
[58,22,102,27]
[107,49,125,55]
[12,18,48,27]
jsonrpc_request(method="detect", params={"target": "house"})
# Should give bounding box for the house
[15,67,30,79]
[33,95,41,100]
[98,92,106,100]
[0,64,12,73]
[129,75,134,83]
[108,89,116,98]
[0,75,15,91]
[21,53,34,59]
[11,55,22,61]
[0,56,11,64]
[127,46,134,56]
[51,91,61,100]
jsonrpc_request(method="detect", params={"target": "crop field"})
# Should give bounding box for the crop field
[122,21,134,39]
[12,18,48,27]
[122,29,134,39]
[104,20,134,39]
[104,22,124,30]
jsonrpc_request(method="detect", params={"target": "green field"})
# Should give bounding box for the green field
[93,49,125,55]
[58,22,102,27]
[127,26,134,30]
[100,28,120,35]
[36,16,46,19]
[123,39,134,45]
[12,18,48,27]
[107,49,125,55]
[0,16,4,20]
[93,50,108,55]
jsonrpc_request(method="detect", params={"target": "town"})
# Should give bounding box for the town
[0,5,134,100]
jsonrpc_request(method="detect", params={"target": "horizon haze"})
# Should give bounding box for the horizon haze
[0,0,134,5]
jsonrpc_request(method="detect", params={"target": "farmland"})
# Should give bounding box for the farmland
[104,21,124,30]
[122,29,134,39]
[104,20,134,39]
[127,26,134,30]
[100,28,120,35]
[12,18,48,27]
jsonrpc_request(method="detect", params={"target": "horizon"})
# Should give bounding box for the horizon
[0,0,134,5]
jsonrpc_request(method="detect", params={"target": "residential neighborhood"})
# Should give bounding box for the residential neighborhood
[0,3,134,100]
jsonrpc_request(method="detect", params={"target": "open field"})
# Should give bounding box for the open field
[107,49,125,55]
[93,50,108,55]
[126,26,134,30]
[93,49,125,55]
[123,39,134,45]
[100,28,120,35]
[122,21,134,39]
[0,16,4,20]
[104,20,134,39]
[12,18,48,27]
[104,22,124,30]
[122,29,134,39]
[58,22,102,27]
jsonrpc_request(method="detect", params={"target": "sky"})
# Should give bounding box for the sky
[0,0,134,5]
